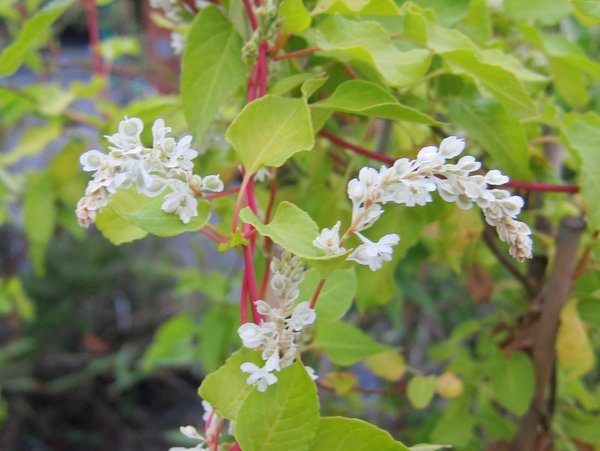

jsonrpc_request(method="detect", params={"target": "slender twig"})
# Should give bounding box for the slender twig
[310,278,327,309]
[529,135,560,146]
[319,130,581,194]
[200,229,229,244]
[572,230,599,281]
[482,224,537,298]
[82,0,105,77]
[202,186,240,199]
[274,47,320,61]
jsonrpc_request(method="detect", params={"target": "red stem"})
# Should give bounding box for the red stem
[259,176,277,298]
[319,130,580,194]
[274,47,320,61]
[258,43,269,97]
[243,238,261,322]
[82,0,105,77]
[203,186,241,199]
[242,0,258,30]
[240,267,249,324]
[310,278,327,309]
[200,229,229,244]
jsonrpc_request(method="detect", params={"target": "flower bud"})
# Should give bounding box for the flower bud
[201,174,224,192]
[189,174,203,191]
[439,136,465,159]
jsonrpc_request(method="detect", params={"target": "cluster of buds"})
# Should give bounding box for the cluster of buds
[76,117,223,227]
[170,401,233,451]
[314,136,533,269]
[237,252,317,391]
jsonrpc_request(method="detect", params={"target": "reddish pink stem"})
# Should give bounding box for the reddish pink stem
[243,233,260,322]
[200,229,229,244]
[310,278,327,309]
[258,43,269,97]
[274,47,320,61]
[240,268,249,324]
[203,186,241,199]
[319,130,580,194]
[83,0,105,77]
[242,0,258,30]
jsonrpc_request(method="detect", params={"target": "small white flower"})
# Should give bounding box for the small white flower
[80,149,107,172]
[313,221,346,255]
[201,174,224,192]
[439,136,465,159]
[161,182,198,224]
[287,302,316,331]
[238,323,268,349]
[484,169,509,186]
[304,366,318,380]
[240,362,278,392]
[348,233,400,271]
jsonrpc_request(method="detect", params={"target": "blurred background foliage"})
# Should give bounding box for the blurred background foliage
[0,0,599,450]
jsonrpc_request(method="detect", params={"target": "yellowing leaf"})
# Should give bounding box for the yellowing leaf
[556,300,595,380]
[365,350,406,382]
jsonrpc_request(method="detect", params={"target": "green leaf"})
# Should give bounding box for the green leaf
[443,50,537,117]
[226,96,314,174]
[504,0,571,25]
[239,202,350,277]
[182,6,246,142]
[578,298,600,328]
[298,268,356,322]
[314,80,440,125]
[316,15,432,88]
[572,0,600,21]
[313,0,400,15]
[98,36,141,62]
[124,198,211,237]
[95,190,150,245]
[0,0,75,76]
[314,320,391,366]
[430,396,475,447]
[23,172,55,275]
[198,348,263,420]
[489,351,534,416]
[310,417,409,451]
[25,83,76,116]
[235,362,319,451]
[407,375,437,409]
[280,0,311,32]
[141,314,200,372]
[447,96,532,180]
[563,113,600,229]
[409,445,451,451]
[0,122,62,167]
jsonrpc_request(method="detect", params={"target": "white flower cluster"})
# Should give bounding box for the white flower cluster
[314,136,533,267]
[238,252,318,392]
[149,0,211,54]
[76,117,223,227]
[170,401,233,451]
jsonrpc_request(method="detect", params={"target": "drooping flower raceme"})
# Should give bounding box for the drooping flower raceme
[170,401,232,451]
[238,252,317,392]
[314,137,533,270]
[76,117,223,227]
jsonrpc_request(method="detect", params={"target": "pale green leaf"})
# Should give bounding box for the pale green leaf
[298,268,356,322]
[198,348,263,420]
[226,96,314,174]
[182,6,246,141]
[563,113,600,229]
[505,0,572,25]
[98,36,141,62]
[95,189,151,245]
[25,84,76,116]
[280,0,311,32]
[0,0,75,76]
[365,350,406,382]
[239,202,350,277]
[0,122,62,167]
[407,375,437,409]
[236,362,319,451]
[448,95,532,180]
[314,80,440,125]
[23,172,55,275]
[314,320,391,365]
[556,300,595,380]
[489,351,534,416]
[314,0,400,15]
[317,15,432,88]
[124,198,211,237]
[572,0,600,21]
[310,417,409,451]
[269,73,322,97]
[302,77,329,99]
